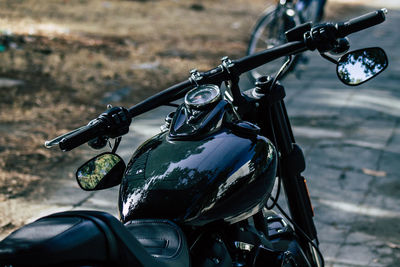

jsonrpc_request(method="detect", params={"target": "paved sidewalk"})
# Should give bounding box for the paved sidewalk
[17,4,399,267]
[279,8,400,266]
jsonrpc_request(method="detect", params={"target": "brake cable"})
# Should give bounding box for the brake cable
[265,108,282,210]
[111,137,122,154]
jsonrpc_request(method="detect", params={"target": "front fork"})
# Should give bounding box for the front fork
[272,100,320,266]
[244,82,321,266]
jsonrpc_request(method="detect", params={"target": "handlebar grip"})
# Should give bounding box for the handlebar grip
[59,119,106,151]
[337,8,387,38]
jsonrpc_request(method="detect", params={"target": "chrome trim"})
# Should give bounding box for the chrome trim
[184,84,221,109]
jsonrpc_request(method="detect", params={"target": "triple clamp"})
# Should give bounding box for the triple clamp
[189,69,203,87]
[221,56,235,74]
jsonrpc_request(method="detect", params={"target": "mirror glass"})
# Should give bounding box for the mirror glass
[76,153,125,191]
[337,47,388,86]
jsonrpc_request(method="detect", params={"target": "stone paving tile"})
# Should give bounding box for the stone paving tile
[315,220,349,243]
[312,173,373,202]
[306,144,381,171]
[341,90,400,119]
[361,177,400,215]
[333,218,400,266]
[343,119,397,150]
[312,204,357,231]
[318,243,342,266]
[379,126,400,157]
[332,244,382,267]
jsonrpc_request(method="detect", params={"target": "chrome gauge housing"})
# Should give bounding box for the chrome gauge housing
[184,84,221,109]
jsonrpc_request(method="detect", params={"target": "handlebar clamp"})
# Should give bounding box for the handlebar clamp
[189,69,203,87]
[221,56,240,82]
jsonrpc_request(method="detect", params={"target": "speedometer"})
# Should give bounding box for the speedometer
[184,84,221,109]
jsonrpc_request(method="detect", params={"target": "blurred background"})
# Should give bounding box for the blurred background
[0,1,399,266]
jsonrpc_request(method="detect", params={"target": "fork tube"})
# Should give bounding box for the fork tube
[269,99,318,261]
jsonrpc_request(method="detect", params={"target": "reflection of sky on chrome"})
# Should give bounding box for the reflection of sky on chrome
[338,55,383,85]
[342,60,370,83]
[338,51,384,84]
[122,175,163,217]
[122,140,220,217]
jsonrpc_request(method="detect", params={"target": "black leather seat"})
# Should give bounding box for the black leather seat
[0,210,190,267]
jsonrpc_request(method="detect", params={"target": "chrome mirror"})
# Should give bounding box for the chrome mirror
[76,152,125,191]
[337,47,388,86]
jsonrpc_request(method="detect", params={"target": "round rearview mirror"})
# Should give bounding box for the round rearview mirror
[76,152,126,191]
[337,47,388,86]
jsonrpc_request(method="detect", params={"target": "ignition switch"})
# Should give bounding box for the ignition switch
[160,111,175,132]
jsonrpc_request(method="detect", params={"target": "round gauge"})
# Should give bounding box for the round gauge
[185,84,221,109]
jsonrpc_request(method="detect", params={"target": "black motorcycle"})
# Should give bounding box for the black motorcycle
[0,9,389,267]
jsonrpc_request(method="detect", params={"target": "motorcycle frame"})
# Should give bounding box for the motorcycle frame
[108,39,325,267]
[123,43,320,264]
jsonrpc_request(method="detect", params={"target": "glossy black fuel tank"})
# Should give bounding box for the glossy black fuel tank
[119,129,277,226]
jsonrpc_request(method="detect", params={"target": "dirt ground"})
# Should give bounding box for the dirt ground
[0,0,268,237]
[0,0,369,237]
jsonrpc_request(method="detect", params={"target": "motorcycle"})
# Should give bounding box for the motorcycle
[0,9,389,267]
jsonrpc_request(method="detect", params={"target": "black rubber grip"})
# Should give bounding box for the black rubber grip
[337,9,386,38]
[59,119,106,151]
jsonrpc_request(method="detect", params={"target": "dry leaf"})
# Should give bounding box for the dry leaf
[362,168,387,177]
[387,242,400,249]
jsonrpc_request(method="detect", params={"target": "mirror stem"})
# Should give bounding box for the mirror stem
[320,53,338,64]
[112,137,122,154]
